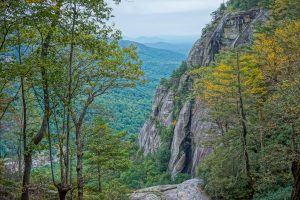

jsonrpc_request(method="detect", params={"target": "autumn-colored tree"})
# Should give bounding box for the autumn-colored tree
[254,20,300,200]
[193,49,269,199]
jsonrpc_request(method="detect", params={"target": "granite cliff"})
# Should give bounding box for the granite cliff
[139,9,268,178]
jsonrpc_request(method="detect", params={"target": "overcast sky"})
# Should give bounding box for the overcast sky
[108,0,224,40]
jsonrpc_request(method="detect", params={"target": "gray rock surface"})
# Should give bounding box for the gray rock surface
[187,9,268,68]
[168,102,192,178]
[190,100,217,176]
[139,9,268,177]
[130,179,210,200]
[139,119,161,155]
[139,86,174,155]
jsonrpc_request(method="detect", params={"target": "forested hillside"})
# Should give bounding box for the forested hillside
[143,42,192,56]
[97,40,185,133]
[0,0,299,200]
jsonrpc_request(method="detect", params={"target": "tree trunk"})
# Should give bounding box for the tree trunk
[73,96,93,200]
[57,184,71,200]
[20,76,30,199]
[65,7,76,198]
[59,191,68,200]
[76,126,84,200]
[18,139,22,178]
[291,159,300,200]
[259,108,264,150]
[20,2,63,199]
[236,51,254,198]
[21,152,32,200]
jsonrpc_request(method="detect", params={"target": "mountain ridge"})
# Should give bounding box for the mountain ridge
[97,40,187,133]
[143,42,192,56]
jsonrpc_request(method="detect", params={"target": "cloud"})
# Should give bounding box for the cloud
[108,0,224,37]
[112,0,224,15]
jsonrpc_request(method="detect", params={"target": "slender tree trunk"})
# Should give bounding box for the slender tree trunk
[73,96,93,200]
[21,94,49,199]
[58,4,77,199]
[291,125,300,200]
[259,108,264,150]
[55,110,65,185]
[17,58,23,179]
[57,184,71,200]
[18,136,22,178]
[66,7,76,185]
[0,85,21,122]
[70,148,74,200]
[18,74,23,180]
[236,52,254,198]
[21,2,62,199]
[76,125,84,200]
[20,77,30,200]
[21,152,32,200]
[59,190,68,200]
[47,117,56,185]
[291,159,300,200]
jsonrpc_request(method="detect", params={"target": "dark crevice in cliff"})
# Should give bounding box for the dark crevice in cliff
[182,108,193,174]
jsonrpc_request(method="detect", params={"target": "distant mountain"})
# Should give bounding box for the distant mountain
[124,35,199,44]
[143,42,193,56]
[119,40,187,62]
[96,40,186,133]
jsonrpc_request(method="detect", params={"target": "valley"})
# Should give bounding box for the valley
[0,0,299,200]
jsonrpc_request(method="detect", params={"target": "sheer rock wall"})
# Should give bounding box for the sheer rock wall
[139,9,268,178]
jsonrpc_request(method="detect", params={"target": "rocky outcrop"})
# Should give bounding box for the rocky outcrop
[168,102,192,177]
[130,179,210,200]
[139,9,268,177]
[187,9,267,68]
[139,86,174,155]
[189,100,216,176]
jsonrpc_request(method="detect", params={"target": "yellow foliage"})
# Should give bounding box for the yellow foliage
[254,20,300,85]
[173,120,177,126]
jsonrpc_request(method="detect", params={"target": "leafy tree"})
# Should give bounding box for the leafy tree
[194,1,300,198]
[1,0,143,199]
[254,20,300,200]
[193,49,269,199]
[85,118,130,193]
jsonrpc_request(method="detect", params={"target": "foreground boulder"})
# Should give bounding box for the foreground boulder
[130,179,210,200]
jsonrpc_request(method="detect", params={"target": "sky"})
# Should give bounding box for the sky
[108,0,224,42]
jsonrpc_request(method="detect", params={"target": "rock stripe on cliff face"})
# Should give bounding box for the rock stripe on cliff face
[139,9,268,178]
[139,86,175,155]
[168,101,192,178]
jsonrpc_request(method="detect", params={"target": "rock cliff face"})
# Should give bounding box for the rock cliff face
[130,179,210,200]
[139,86,174,155]
[139,9,268,178]
[187,9,267,67]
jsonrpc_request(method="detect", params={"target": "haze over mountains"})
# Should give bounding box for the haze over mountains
[97,40,188,133]
[143,42,192,56]
[124,36,196,55]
